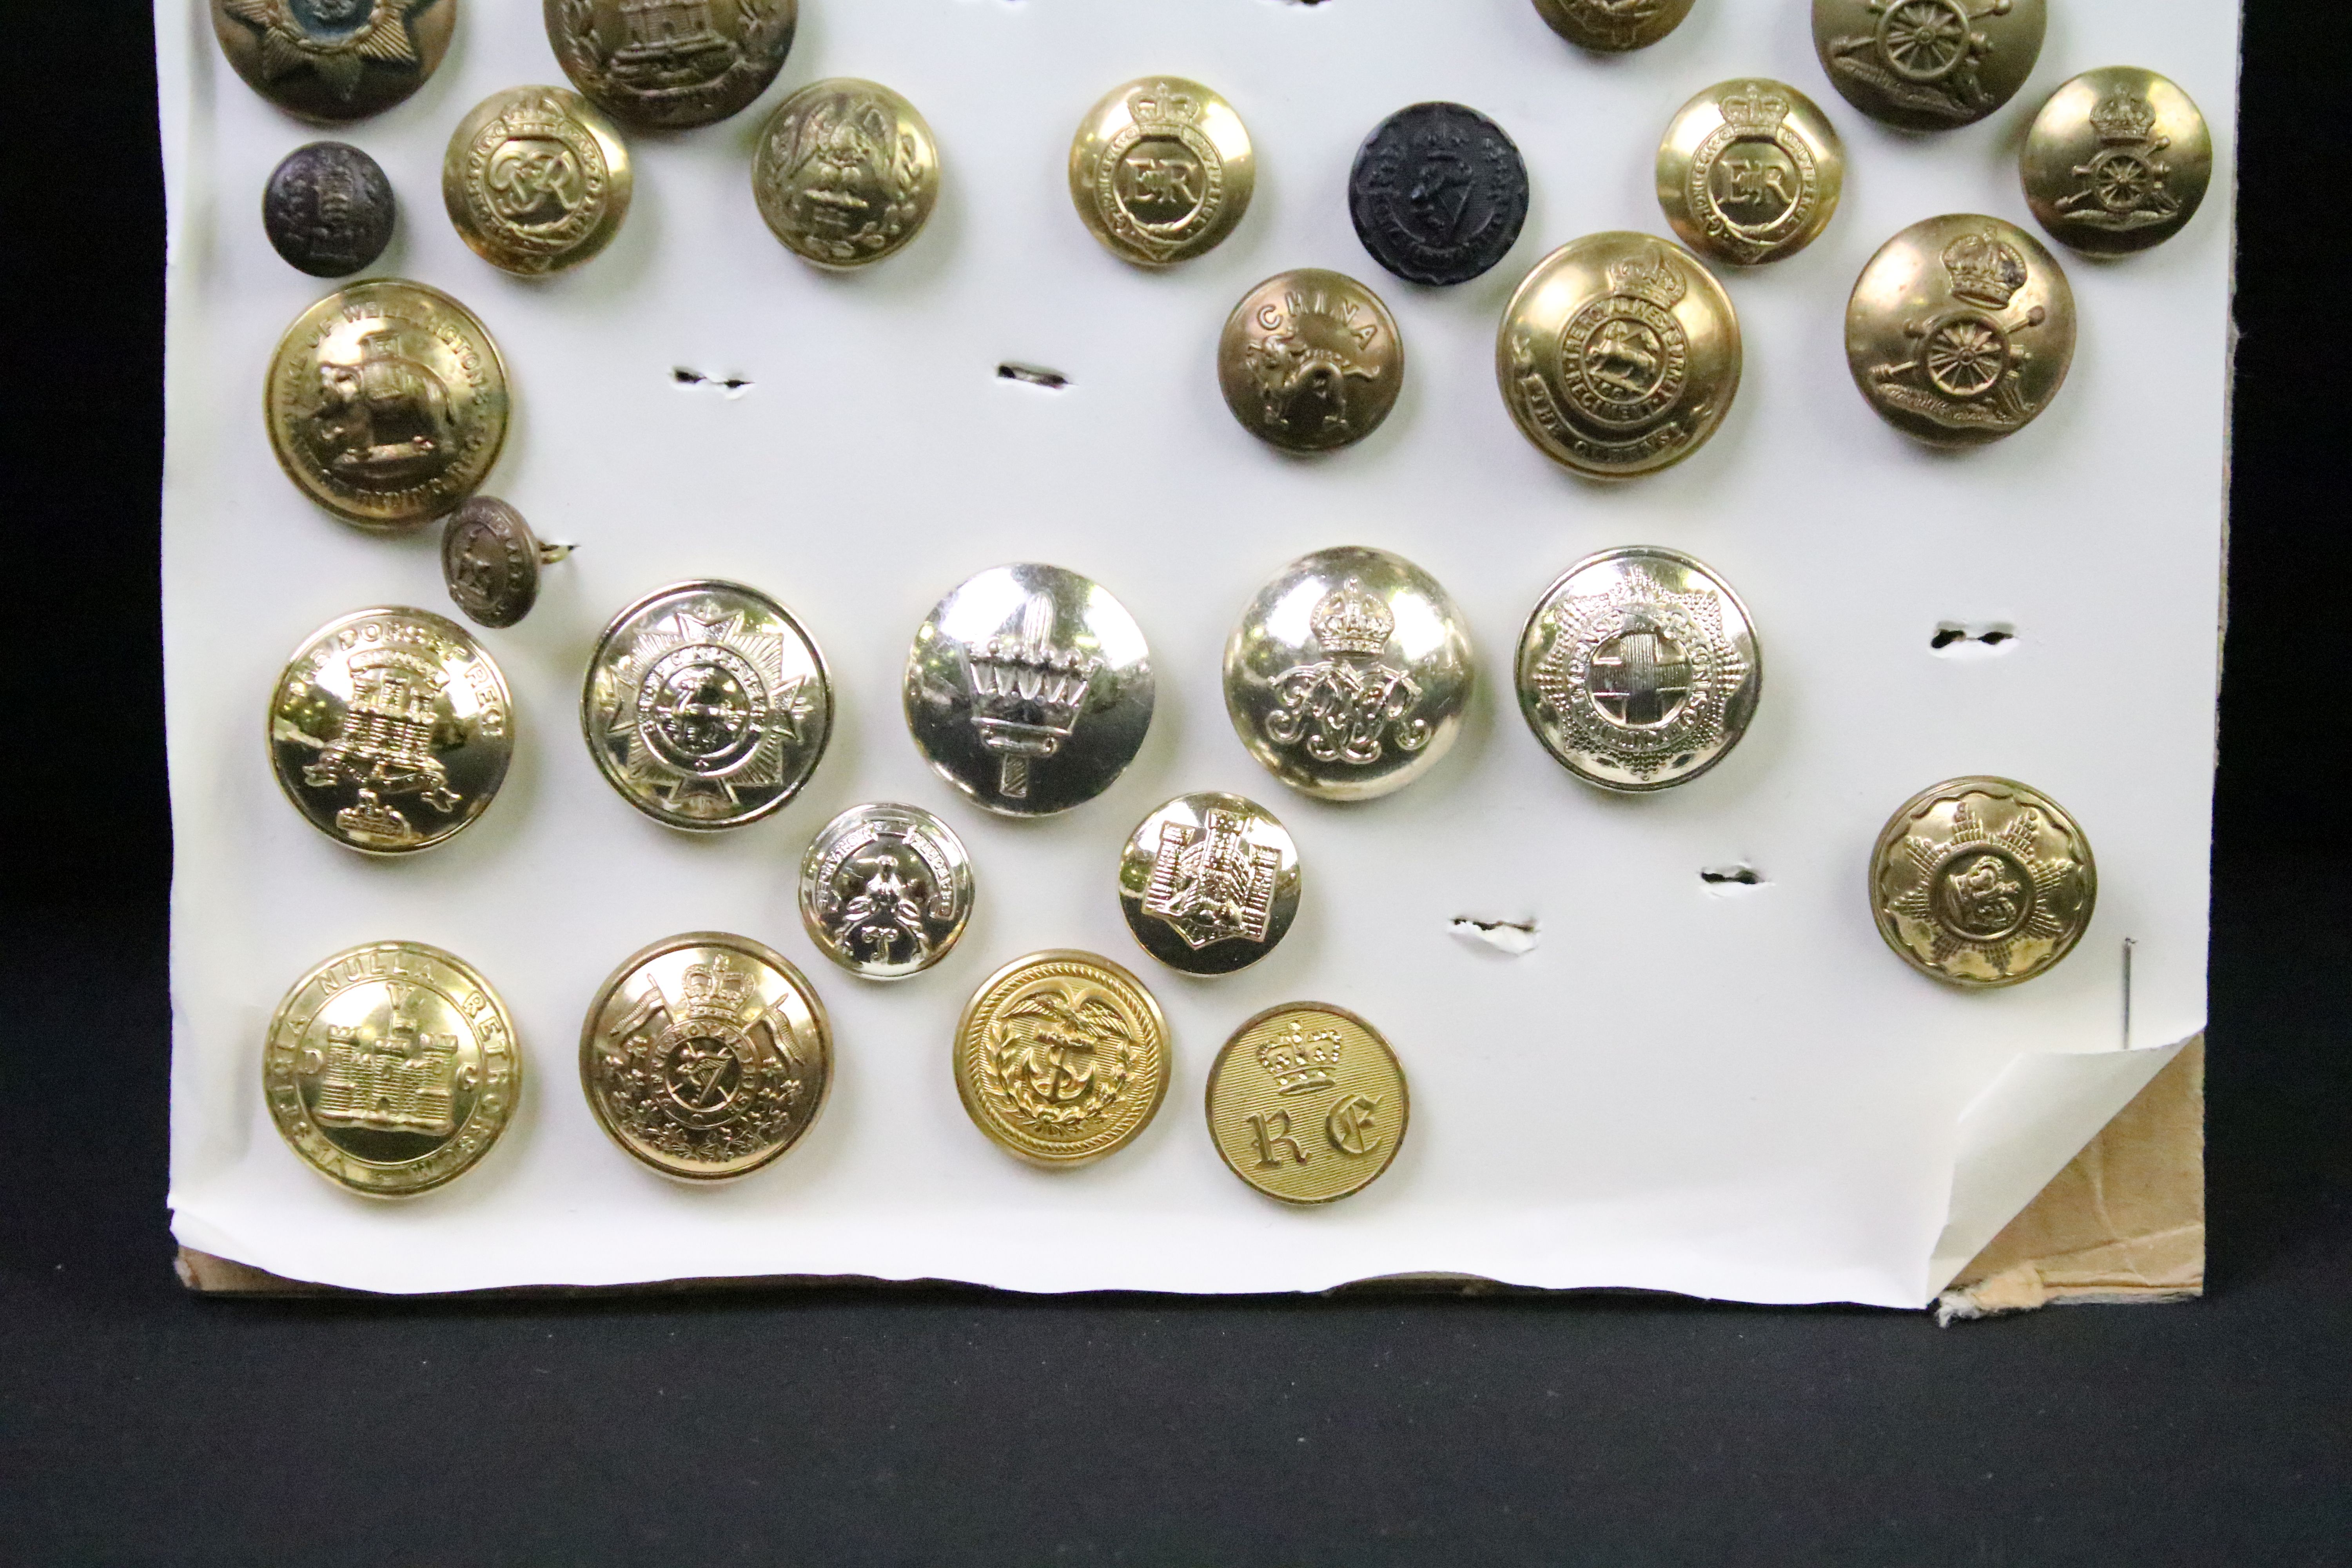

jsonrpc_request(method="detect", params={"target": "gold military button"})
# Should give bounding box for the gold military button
[579,932,833,1180]
[269,606,513,854]
[1498,233,1741,479]
[444,86,633,276]
[211,0,456,123]
[954,951,1169,1167]
[1657,80,1844,267]
[1846,213,2074,447]
[266,279,509,532]
[1870,777,2096,988]
[2022,67,2213,256]
[1813,0,2044,131]
[1069,77,1254,266]
[264,941,522,1196]
[753,79,941,267]
[1528,0,1694,53]
[1205,1003,1409,1206]
[544,0,797,131]
[1118,792,1302,977]
[1218,270,1404,454]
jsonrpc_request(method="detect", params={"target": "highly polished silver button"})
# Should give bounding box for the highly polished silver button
[1118,792,1301,977]
[799,802,975,981]
[904,564,1154,817]
[1515,547,1762,792]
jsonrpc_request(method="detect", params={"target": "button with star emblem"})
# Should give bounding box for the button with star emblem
[211,0,456,123]
[581,581,833,831]
[1656,80,1843,268]
[270,606,514,854]
[903,563,1154,818]
[1497,233,1741,480]
[544,0,797,131]
[440,497,572,629]
[799,802,976,982]
[753,79,940,267]
[265,142,397,278]
[1846,213,2074,447]
[1515,548,1761,793]
[580,931,832,1180]
[444,85,634,276]
[1349,102,1529,287]
[1812,0,2044,132]
[1069,76,1254,267]
[1870,777,2096,988]
[2021,68,2212,257]
[1528,0,1694,52]
[1218,270,1405,454]
[1224,547,1475,804]
[954,951,1169,1168]
[1205,1003,1408,1206]
[1118,793,1301,978]
[265,940,523,1196]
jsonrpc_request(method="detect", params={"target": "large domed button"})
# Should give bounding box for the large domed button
[2021,67,2213,256]
[1812,0,2044,132]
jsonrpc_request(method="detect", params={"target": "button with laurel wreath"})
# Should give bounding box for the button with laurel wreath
[953,951,1169,1168]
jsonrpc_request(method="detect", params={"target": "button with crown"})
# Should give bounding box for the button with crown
[2021,67,2212,256]
[1118,792,1302,976]
[1205,1003,1410,1205]
[1812,0,2045,132]
[1528,0,1695,53]
[1069,75,1254,266]
[443,86,634,276]
[1656,79,1844,267]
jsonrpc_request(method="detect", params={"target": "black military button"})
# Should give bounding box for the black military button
[263,142,396,278]
[1349,103,1529,287]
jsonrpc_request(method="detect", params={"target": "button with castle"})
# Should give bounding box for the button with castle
[2021,67,2212,256]
[1205,1003,1409,1206]
[1870,777,2096,988]
[1812,0,2045,132]
[1118,793,1301,977]
[544,0,797,131]
[264,143,396,278]
[1069,76,1254,267]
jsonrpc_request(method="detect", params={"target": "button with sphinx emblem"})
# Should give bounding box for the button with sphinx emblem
[211,0,456,123]
[1069,76,1254,267]
[903,563,1154,818]
[953,951,1169,1168]
[265,142,396,278]
[1497,233,1741,480]
[269,606,513,854]
[544,0,797,131]
[799,802,975,982]
[1349,102,1529,288]
[580,932,832,1180]
[1118,793,1301,978]
[1656,81,1843,268]
[444,86,633,276]
[1871,777,2096,988]
[1515,547,1761,793]
[1812,0,2044,132]
[1205,1003,1408,1206]
[1528,0,1695,53]
[265,279,510,532]
[1846,214,2074,447]
[2022,68,2212,257]
[1219,270,1405,454]
[1224,547,1474,804]
[265,940,522,1196]
[582,580,833,830]
[441,497,572,630]
[753,79,941,267]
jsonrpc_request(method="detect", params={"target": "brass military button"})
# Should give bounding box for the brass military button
[1218,270,1404,454]
[903,563,1154,818]
[1870,777,2095,988]
[269,606,513,854]
[1515,547,1761,792]
[580,931,832,1180]
[265,279,509,532]
[211,0,456,123]
[583,581,832,830]
[1118,793,1301,977]
[264,940,522,1196]
[1529,0,1694,53]
[1497,233,1740,479]
[1069,77,1253,267]
[1224,547,1474,803]
[1657,81,1843,267]
[2022,67,2212,256]
[265,142,396,278]
[1846,214,2074,447]
[441,497,571,630]
[1813,0,2043,131]
[544,0,797,131]
[444,86,633,276]
[799,802,976,981]
[753,79,940,267]
[1205,1003,1408,1206]
[953,951,1169,1167]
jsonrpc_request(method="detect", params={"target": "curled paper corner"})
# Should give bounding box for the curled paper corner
[1450,917,1540,956]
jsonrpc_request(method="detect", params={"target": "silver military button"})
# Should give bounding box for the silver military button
[581,580,833,830]
[1813,0,2044,131]
[904,564,1155,817]
[1515,548,1762,792]
[441,497,571,630]
[799,802,975,981]
[1118,792,1301,977]
[2021,68,2213,256]
[1223,547,1474,803]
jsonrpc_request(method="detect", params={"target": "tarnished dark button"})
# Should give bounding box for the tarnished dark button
[264,142,396,278]
[212,0,457,123]
[441,497,571,630]
[1813,0,2044,131]
[1349,102,1528,287]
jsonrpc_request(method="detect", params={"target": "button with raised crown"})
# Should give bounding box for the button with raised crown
[1870,778,2096,987]
[1069,77,1254,267]
[1218,270,1405,454]
[1205,1003,1410,1205]
[211,0,457,123]
[753,79,940,267]
[443,86,634,276]
[1811,0,2045,131]
[544,0,797,131]
[2021,67,2212,256]
[1528,0,1694,53]
[1656,80,1844,268]
[1118,793,1302,977]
